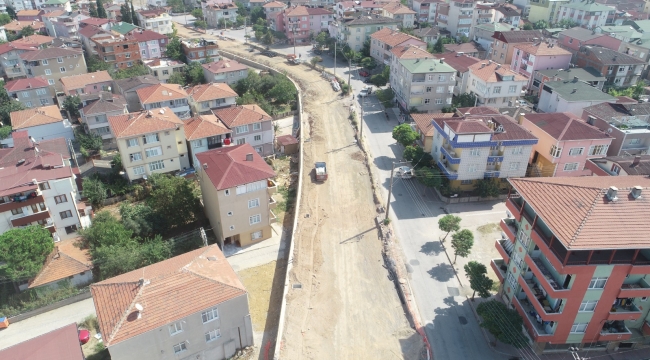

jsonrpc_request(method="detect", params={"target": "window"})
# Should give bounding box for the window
[201,308,219,323]
[48,79,54,85]
[588,145,608,156]
[438,75,446,82]
[42,59,48,65]
[253,123,262,130]
[173,342,187,354]
[38,202,46,211]
[36,88,46,96]
[579,300,598,312]
[629,138,642,145]
[252,230,263,240]
[511,146,523,155]
[509,162,520,170]
[570,323,588,334]
[568,147,584,156]
[426,86,432,92]
[517,228,531,248]
[162,69,169,75]
[229,225,235,230]
[254,135,261,141]
[468,164,478,172]
[169,322,182,335]
[225,189,230,196]
[143,133,159,144]
[130,152,142,162]
[563,162,579,171]
[469,148,480,156]
[255,146,263,153]
[127,138,139,147]
[493,86,501,94]
[145,146,162,158]
[59,67,66,73]
[550,145,562,158]
[11,207,23,215]
[588,277,607,289]
[424,99,431,104]
[39,182,50,190]
[435,99,443,104]
[248,198,260,208]
[205,329,221,342]
[506,272,518,290]
[149,160,165,171]
[236,125,248,134]
[236,138,245,145]
[40,99,49,105]
[508,85,517,93]
[250,214,261,225]
[436,86,444,93]
[60,210,73,219]
[54,194,67,204]
[133,166,145,175]
[460,180,473,185]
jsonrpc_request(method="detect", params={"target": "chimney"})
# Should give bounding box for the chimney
[630,185,642,199]
[439,58,444,63]
[606,186,618,201]
[632,155,641,167]
[613,55,617,61]
[246,153,254,161]
[573,76,579,82]
[517,113,525,125]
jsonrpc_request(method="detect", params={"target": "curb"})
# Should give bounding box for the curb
[438,238,465,288]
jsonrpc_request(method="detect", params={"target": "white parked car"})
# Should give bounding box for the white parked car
[395,166,414,179]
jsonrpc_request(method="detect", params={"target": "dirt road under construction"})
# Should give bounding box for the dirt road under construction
[173,27,423,359]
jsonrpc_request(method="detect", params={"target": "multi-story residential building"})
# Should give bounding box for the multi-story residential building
[91,245,254,360]
[79,17,112,29]
[280,6,334,45]
[537,78,616,116]
[510,42,572,89]
[438,0,493,41]
[202,59,248,85]
[467,61,527,107]
[443,42,485,58]
[80,92,128,146]
[4,20,45,36]
[430,108,538,190]
[413,27,441,45]
[109,21,138,35]
[20,47,86,90]
[144,58,185,83]
[370,28,426,65]
[490,30,543,65]
[136,83,191,119]
[493,5,521,27]
[0,324,85,359]
[136,8,173,35]
[330,15,399,52]
[581,101,650,156]
[188,83,237,115]
[44,12,87,38]
[585,154,650,176]
[412,0,442,24]
[0,42,38,80]
[557,27,622,61]
[59,71,113,95]
[527,0,569,24]
[92,34,141,70]
[181,39,219,63]
[390,44,431,68]
[611,20,650,79]
[432,53,481,95]
[411,112,455,152]
[213,104,274,156]
[183,114,232,167]
[40,0,72,13]
[530,67,606,97]
[16,9,44,21]
[8,105,73,146]
[114,75,160,111]
[381,3,415,28]
[495,175,650,354]
[576,45,646,87]
[474,23,513,56]
[519,112,612,177]
[7,0,34,11]
[78,25,108,55]
[196,144,277,247]
[263,1,286,18]
[4,76,55,108]
[391,57,455,112]
[130,29,168,60]
[0,131,91,242]
[204,3,238,29]
[108,108,190,180]
[554,1,615,29]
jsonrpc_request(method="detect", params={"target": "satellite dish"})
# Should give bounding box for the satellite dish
[606,128,613,133]
[135,303,143,311]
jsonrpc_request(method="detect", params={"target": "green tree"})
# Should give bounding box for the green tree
[83,177,107,208]
[360,57,377,70]
[97,0,107,18]
[438,214,461,241]
[131,2,139,26]
[267,76,297,104]
[147,174,202,231]
[451,229,474,263]
[112,64,150,79]
[361,38,371,57]
[79,211,132,249]
[250,5,265,24]
[0,226,53,281]
[63,95,82,118]
[20,25,34,37]
[195,19,207,29]
[458,35,470,43]
[430,37,445,53]
[476,300,528,348]
[403,145,433,167]
[415,167,442,188]
[314,31,328,48]
[310,56,321,68]
[0,13,10,26]
[167,71,187,85]
[464,261,494,300]
[0,81,24,125]
[120,3,132,24]
[522,23,533,30]
[556,19,579,28]
[608,81,646,100]
[0,125,11,140]
[475,178,500,198]
[236,15,245,26]
[6,6,16,20]
[167,0,185,13]
[86,54,110,72]
[75,127,102,152]
[392,123,419,147]
[191,8,203,20]
[166,36,185,62]
[452,92,477,109]
[89,1,98,17]
[185,61,205,85]
[533,20,548,29]
[262,31,274,44]
[375,88,395,108]
[236,1,248,17]
[119,201,161,237]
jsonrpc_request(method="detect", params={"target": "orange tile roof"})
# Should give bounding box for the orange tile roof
[108,108,183,138]
[10,105,63,130]
[183,114,231,141]
[513,42,571,56]
[263,1,285,7]
[189,83,238,103]
[390,44,431,60]
[411,113,455,136]
[17,9,43,16]
[12,34,54,47]
[370,28,425,47]
[41,10,66,18]
[4,20,45,32]
[509,176,650,250]
[29,238,93,288]
[468,62,527,83]
[60,71,113,91]
[196,143,276,190]
[382,2,416,14]
[202,59,248,74]
[136,83,189,104]
[213,104,272,128]
[91,245,247,346]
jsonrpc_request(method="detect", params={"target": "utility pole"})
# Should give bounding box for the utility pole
[359,94,364,144]
[334,41,337,77]
[385,161,409,221]
[348,57,352,89]
[292,25,296,55]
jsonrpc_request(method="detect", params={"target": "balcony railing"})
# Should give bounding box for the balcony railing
[620,278,650,298]
[440,144,460,164]
[518,276,564,320]
[207,142,223,149]
[496,239,513,262]
[437,159,458,180]
[267,179,277,195]
[269,196,277,210]
[269,210,277,224]
[525,254,570,295]
[599,321,632,341]
[608,298,642,321]
[491,258,507,282]
[500,218,518,242]
[513,296,556,339]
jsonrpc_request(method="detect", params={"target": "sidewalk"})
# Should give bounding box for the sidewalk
[225,223,287,272]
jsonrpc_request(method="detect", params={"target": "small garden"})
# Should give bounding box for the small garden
[233,71,298,116]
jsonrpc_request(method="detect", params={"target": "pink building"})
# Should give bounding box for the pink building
[510,42,572,89]
[519,112,612,177]
[556,27,621,60]
[60,71,114,96]
[278,6,334,44]
[128,29,167,60]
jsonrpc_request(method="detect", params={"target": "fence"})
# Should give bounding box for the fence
[8,289,92,324]
[433,187,508,204]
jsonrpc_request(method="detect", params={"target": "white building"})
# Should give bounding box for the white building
[466,61,528,108]
[144,58,186,83]
[390,57,456,112]
[136,9,173,35]
[136,83,191,119]
[329,15,399,52]
[537,78,617,116]
[412,0,441,24]
[554,1,614,30]
[4,105,73,148]
[188,82,238,115]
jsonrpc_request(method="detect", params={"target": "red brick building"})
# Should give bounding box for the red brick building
[92,35,141,70]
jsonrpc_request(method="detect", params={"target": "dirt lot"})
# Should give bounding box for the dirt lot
[171,27,422,359]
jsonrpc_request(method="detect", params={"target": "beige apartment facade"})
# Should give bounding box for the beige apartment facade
[21,47,87,90]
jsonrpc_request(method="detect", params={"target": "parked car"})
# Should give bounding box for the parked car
[78,329,90,345]
[358,70,370,77]
[358,86,373,97]
[315,162,328,181]
[314,49,322,55]
[395,166,414,179]
[517,99,529,107]
[261,51,278,58]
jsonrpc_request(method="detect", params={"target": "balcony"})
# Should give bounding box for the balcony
[11,210,50,227]
[496,239,513,263]
[599,321,632,341]
[518,276,563,320]
[0,193,44,214]
[620,278,650,298]
[440,144,460,164]
[506,197,523,221]
[411,90,423,95]
[513,296,556,340]
[484,171,500,178]
[491,259,507,282]
[267,179,277,195]
[525,254,570,297]
[269,210,277,224]
[437,159,458,180]
[487,155,504,162]
[207,142,223,150]
[500,218,518,242]
[269,196,277,210]
[608,299,642,321]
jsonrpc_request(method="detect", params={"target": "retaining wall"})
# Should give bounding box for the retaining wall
[8,290,92,324]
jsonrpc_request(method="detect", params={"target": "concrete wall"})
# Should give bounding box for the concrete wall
[21,121,74,144]
[8,86,55,108]
[204,68,248,85]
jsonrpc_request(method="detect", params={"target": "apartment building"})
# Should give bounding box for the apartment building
[213,105,273,156]
[20,47,86,90]
[184,114,232,167]
[144,58,185,83]
[202,59,248,85]
[40,0,72,13]
[391,57,455,112]
[430,108,538,190]
[60,71,113,95]
[4,20,46,35]
[576,45,647,87]
[181,39,219,63]
[412,0,442,24]
[496,176,650,354]
[108,108,190,181]
[530,67,606,97]
[8,105,73,146]
[411,112,455,152]
[537,78,616,116]
[7,0,34,11]
[581,102,650,156]
[557,27,622,61]
[493,5,521,27]
[467,61,527,107]
[263,1,286,18]
[370,28,426,65]
[80,92,128,145]
[332,15,399,52]
[113,75,160,111]
[510,42,572,88]
[205,3,238,29]
[0,131,91,242]
[0,42,39,81]
[279,6,334,45]
[432,53,481,95]
[437,0,485,41]
[92,34,141,70]
[196,144,277,247]
[136,83,191,119]
[91,245,253,360]
[612,20,650,78]
[44,12,86,38]
[586,155,650,176]
[444,42,485,59]
[520,112,612,177]
[188,83,237,115]
[554,1,615,29]
[381,3,415,28]
[489,30,543,65]
[136,8,173,35]
[130,29,168,60]
[413,27,441,45]
[4,76,55,108]
[474,23,513,55]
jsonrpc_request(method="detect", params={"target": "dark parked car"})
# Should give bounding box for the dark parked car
[358,70,370,77]
[261,51,278,57]
[314,49,322,55]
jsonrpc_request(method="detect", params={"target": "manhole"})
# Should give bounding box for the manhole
[292,283,302,289]
[410,259,420,266]
[447,287,460,297]
[458,316,468,325]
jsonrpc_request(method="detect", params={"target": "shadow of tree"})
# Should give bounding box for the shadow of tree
[426,263,455,282]
[420,241,443,256]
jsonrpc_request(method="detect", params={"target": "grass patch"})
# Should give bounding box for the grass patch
[86,349,110,360]
[276,185,297,222]
[80,315,100,332]
[0,281,87,318]
[476,223,500,236]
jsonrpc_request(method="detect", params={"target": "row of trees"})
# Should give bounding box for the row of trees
[88,0,108,19]
[523,19,579,30]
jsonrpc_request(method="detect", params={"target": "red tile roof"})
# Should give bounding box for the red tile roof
[390,44,431,60]
[433,53,481,73]
[522,113,609,141]
[19,47,82,61]
[0,323,84,360]
[213,104,271,128]
[196,143,276,190]
[183,114,231,141]
[276,134,298,146]
[202,59,248,74]
[28,238,93,288]
[10,105,63,130]
[108,108,183,138]
[80,17,111,26]
[509,176,650,250]
[514,42,571,56]
[136,83,189,104]
[411,113,455,136]
[382,2,416,14]
[189,82,238,102]
[91,245,247,346]
[468,62,527,82]
[370,27,425,47]
[4,76,49,92]
[59,71,112,91]
[128,29,167,42]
